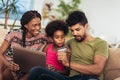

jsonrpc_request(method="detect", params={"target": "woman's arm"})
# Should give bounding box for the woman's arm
[42,44,49,53]
[0,40,20,71]
[0,40,10,66]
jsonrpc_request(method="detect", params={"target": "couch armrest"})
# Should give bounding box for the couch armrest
[104,48,120,80]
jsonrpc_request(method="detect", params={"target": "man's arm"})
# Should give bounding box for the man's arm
[70,55,107,75]
[58,53,107,76]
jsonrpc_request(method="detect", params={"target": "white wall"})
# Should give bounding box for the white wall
[34,0,120,44]
[32,0,44,13]
[1,0,119,44]
[80,0,120,44]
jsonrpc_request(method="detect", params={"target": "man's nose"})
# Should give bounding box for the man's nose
[73,31,77,35]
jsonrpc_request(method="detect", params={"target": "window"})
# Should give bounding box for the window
[0,0,33,20]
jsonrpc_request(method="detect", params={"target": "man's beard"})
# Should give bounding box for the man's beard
[74,34,86,42]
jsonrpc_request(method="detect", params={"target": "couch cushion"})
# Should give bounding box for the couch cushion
[0,28,8,46]
[114,77,120,80]
[104,48,120,80]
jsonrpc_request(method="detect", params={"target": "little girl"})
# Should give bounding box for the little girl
[43,20,70,75]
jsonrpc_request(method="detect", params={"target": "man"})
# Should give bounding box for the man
[59,10,109,80]
[28,10,109,80]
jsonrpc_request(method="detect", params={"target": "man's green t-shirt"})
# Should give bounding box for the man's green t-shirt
[67,38,109,80]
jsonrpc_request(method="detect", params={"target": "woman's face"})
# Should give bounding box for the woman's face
[52,30,65,47]
[25,17,41,38]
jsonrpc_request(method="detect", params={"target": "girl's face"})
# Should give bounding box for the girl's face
[52,30,65,47]
[25,17,41,38]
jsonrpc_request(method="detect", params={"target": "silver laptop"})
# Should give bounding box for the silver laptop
[13,46,46,73]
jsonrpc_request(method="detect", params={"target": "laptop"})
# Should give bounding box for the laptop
[13,46,46,73]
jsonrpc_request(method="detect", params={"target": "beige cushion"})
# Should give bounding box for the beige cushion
[0,28,8,46]
[114,77,120,80]
[104,48,120,80]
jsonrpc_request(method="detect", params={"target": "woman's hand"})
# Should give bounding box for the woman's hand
[7,61,20,71]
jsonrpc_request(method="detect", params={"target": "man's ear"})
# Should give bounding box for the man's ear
[85,23,89,30]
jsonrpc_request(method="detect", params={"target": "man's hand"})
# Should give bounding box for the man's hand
[57,52,69,67]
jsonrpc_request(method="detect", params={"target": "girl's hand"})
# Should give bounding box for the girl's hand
[47,64,56,71]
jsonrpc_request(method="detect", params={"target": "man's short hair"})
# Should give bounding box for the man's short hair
[66,10,88,27]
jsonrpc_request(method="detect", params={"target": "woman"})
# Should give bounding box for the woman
[0,10,48,80]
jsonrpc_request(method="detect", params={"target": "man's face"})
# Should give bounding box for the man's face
[70,23,87,42]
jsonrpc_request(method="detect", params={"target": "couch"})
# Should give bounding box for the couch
[0,28,8,45]
[104,48,120,80]
[0,28,120,80]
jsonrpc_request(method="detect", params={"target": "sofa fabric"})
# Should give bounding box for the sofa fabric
[104,48,120,80]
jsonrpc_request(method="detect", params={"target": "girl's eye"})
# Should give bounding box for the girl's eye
[54,35,65,39]
[61,35,65,38]
[54,36,59,39]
